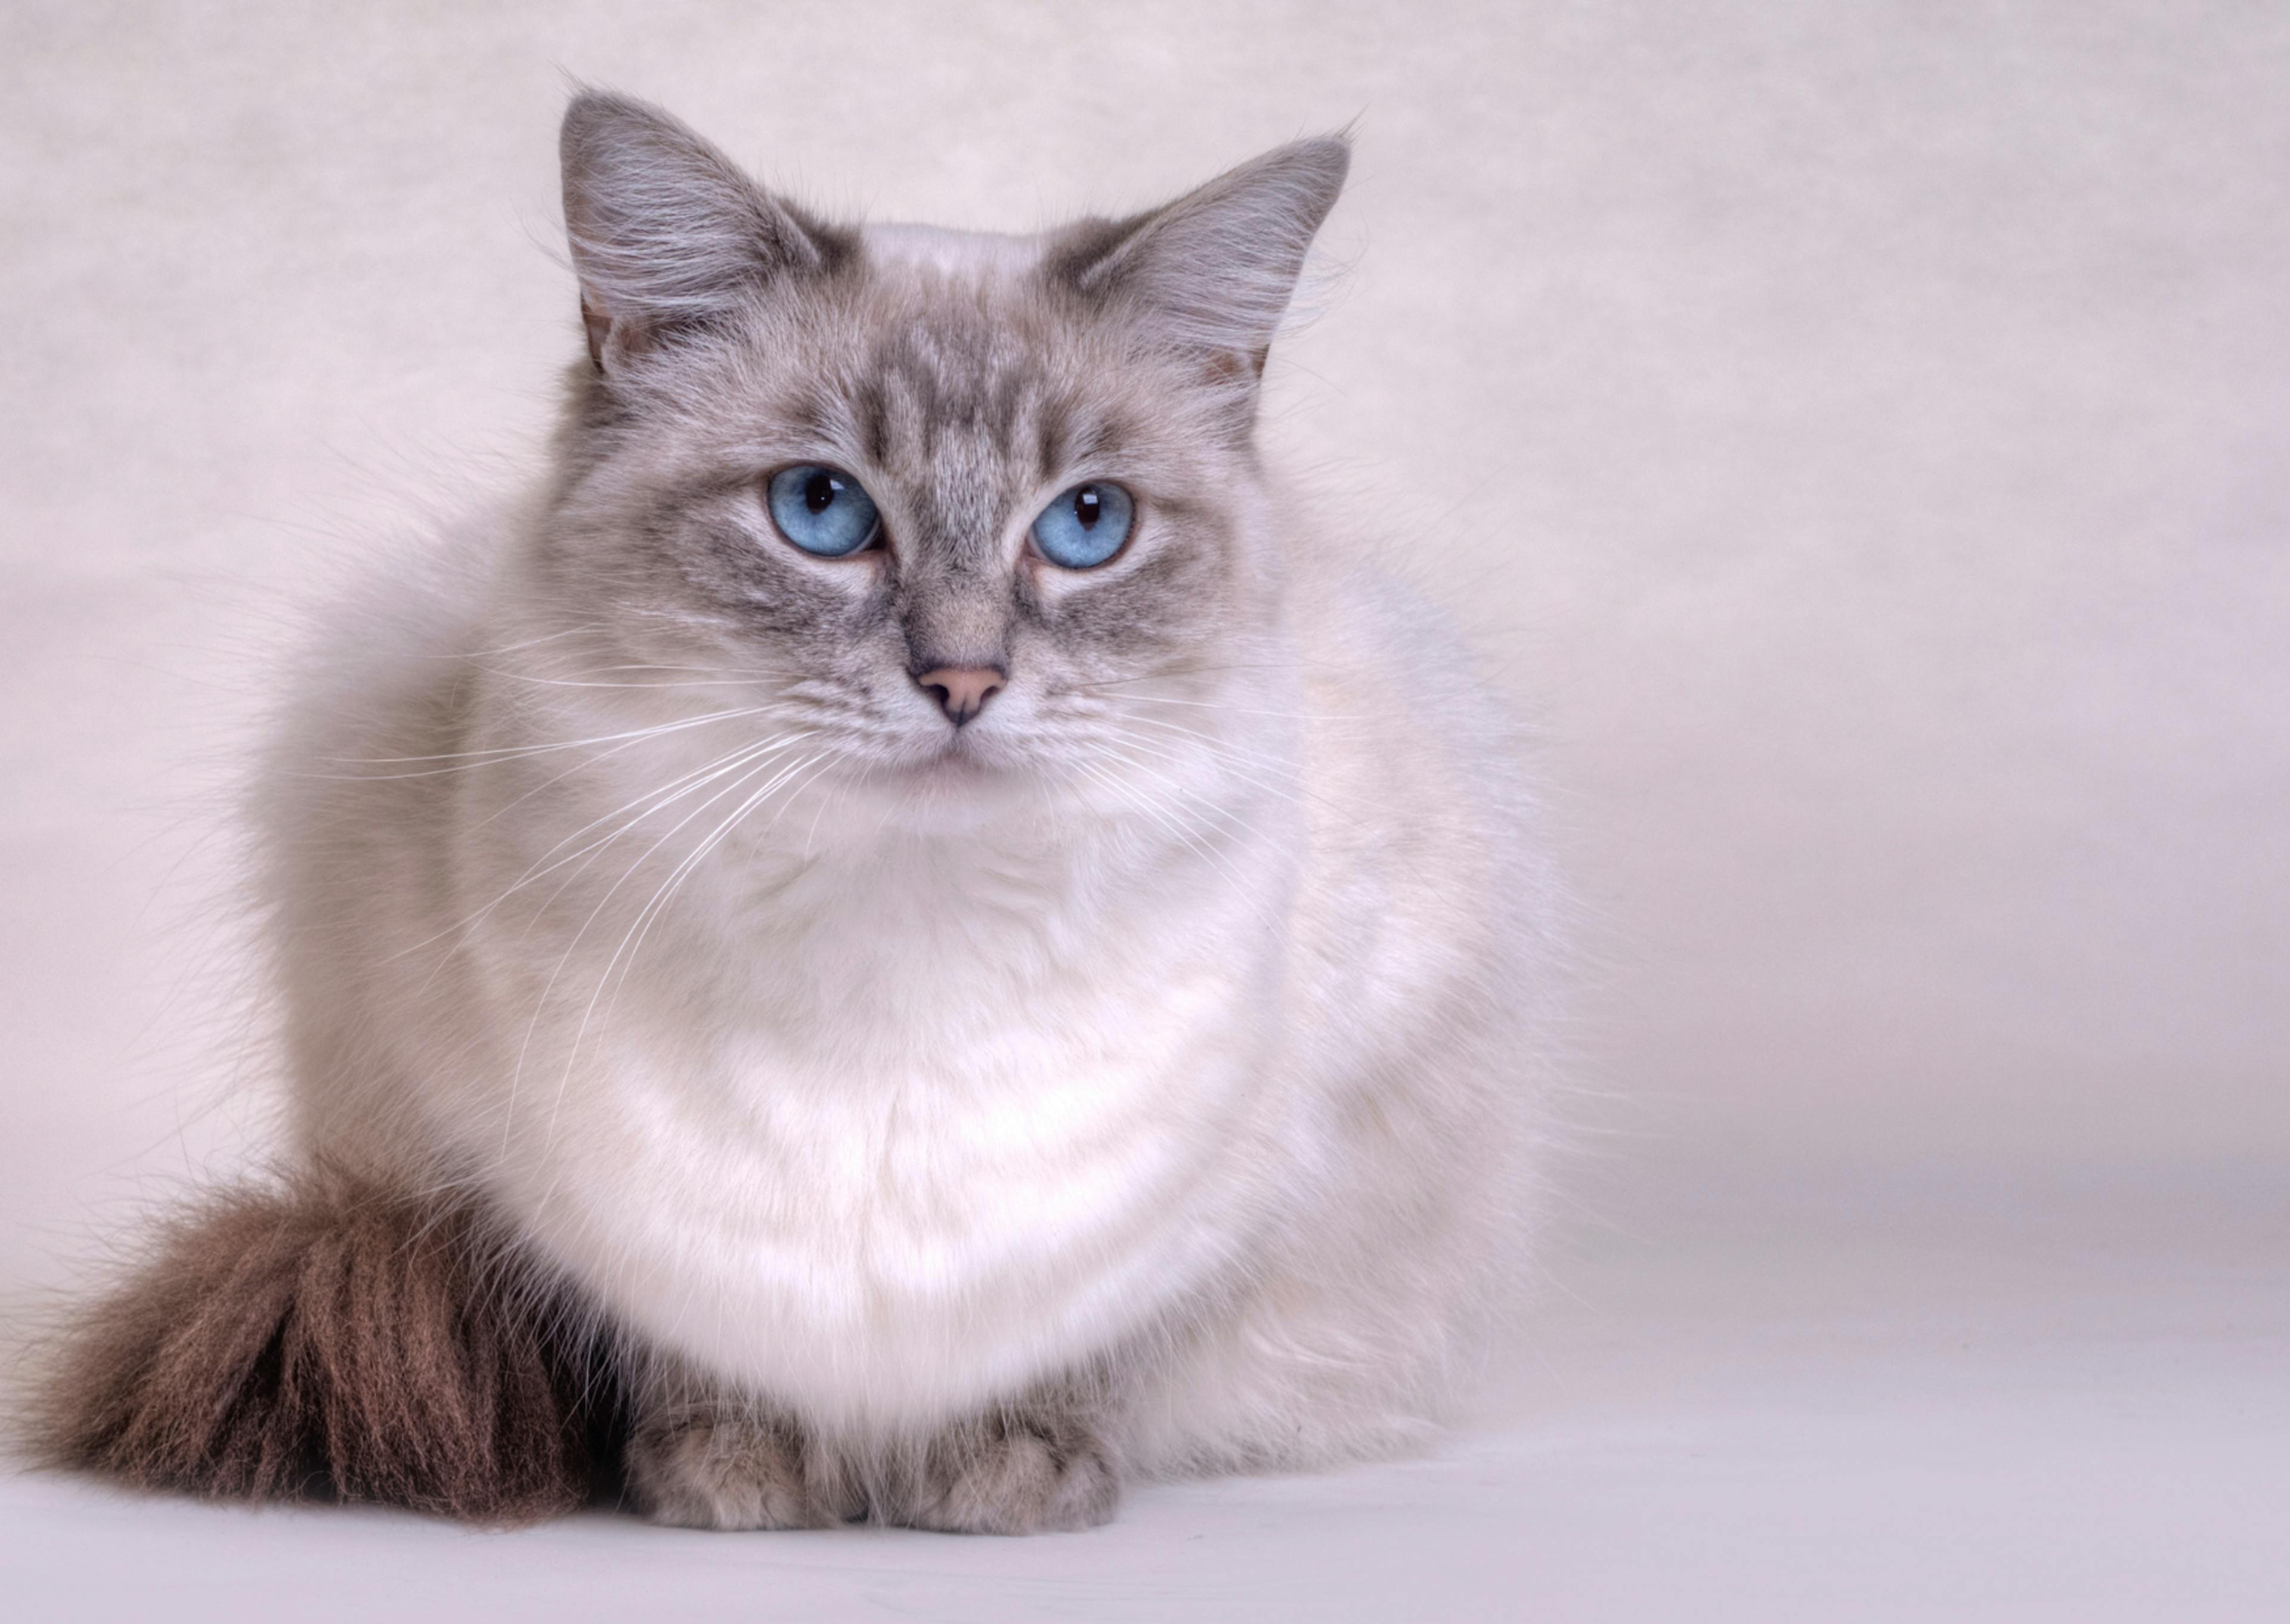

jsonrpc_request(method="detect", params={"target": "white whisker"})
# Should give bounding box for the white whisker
[544,748,834,1151]
[391,729,813,974]
[317,704,774,773]
[500,740,816,1151]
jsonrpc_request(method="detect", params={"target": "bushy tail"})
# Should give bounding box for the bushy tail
[29,1173,613,1523]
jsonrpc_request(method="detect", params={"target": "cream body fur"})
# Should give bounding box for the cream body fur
[232,94,1562,1524]
[274,512,1546,1465]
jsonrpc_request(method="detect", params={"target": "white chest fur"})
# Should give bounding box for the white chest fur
[473,804,1295,1430]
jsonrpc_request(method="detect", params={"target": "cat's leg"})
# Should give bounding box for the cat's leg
[623,1366,861,1531]
[896,1394,1121,1535]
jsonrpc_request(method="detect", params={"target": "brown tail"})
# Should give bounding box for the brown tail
[29,1173,614,1524]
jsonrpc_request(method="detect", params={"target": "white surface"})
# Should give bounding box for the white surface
[4,2,2285,1618]
[5,1178,2282,1622]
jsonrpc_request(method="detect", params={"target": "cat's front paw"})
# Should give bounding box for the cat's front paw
[625,1408,852,1531]
[906,1415,1120,1535]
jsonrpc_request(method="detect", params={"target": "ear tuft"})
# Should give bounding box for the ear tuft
[1051,137,1351,370]
[559,90,843,369]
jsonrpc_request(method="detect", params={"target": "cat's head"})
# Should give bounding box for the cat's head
[533,91,1344,795]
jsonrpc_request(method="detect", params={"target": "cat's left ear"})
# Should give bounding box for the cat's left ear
[559,90,846,373]
[1050,136,1350,388]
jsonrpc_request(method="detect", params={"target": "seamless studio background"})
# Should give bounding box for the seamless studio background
[3,4,2283,1620]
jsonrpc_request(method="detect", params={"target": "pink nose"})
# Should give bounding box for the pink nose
[915,667,1005,726]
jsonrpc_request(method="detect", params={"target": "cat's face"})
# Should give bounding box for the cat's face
[549,231,1277,783]
[537,95,1344,793]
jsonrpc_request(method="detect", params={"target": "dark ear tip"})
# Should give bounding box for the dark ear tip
[559,88,680,165]
[1258,135,1350,210]
[561,86,626,137]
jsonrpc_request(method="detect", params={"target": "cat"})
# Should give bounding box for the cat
[32,90,1566,1534]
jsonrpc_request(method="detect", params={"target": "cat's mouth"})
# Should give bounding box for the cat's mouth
[844,729,1042,828]
[921,731,1005,774]
[877,725,1008,782]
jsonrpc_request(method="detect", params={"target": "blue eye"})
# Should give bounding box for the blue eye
[767,464,881,557]
[1030,482,1134,569]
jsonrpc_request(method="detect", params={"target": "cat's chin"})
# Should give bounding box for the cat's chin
[887,720,1069,778]
[837,734,1040,823]
[895,732,1007,778]
[897,749,999,789]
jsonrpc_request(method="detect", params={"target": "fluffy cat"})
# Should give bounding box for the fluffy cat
[34,91,1565,1533]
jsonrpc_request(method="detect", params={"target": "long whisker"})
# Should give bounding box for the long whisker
[499,743,816,1150]
[492,736,807,926]
[427,622,611,659]
[1112,712,1316,783]
[1101,715,1394,835]
[544,749,834,1149]
[1094,693,1335,720]
[1067,751,1295,941]
[317,705,775,773]
[590,749,838,1042]
[1103,726,1465,892]
[1096,726,1316,816]
[411,740,806,1005]
[1060,658,1342,694]
[1076,746,1254,844]
[391,730,813,971]
[465,665,784,692]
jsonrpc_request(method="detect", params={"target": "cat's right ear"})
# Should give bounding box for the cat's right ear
[560,91,845,373]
